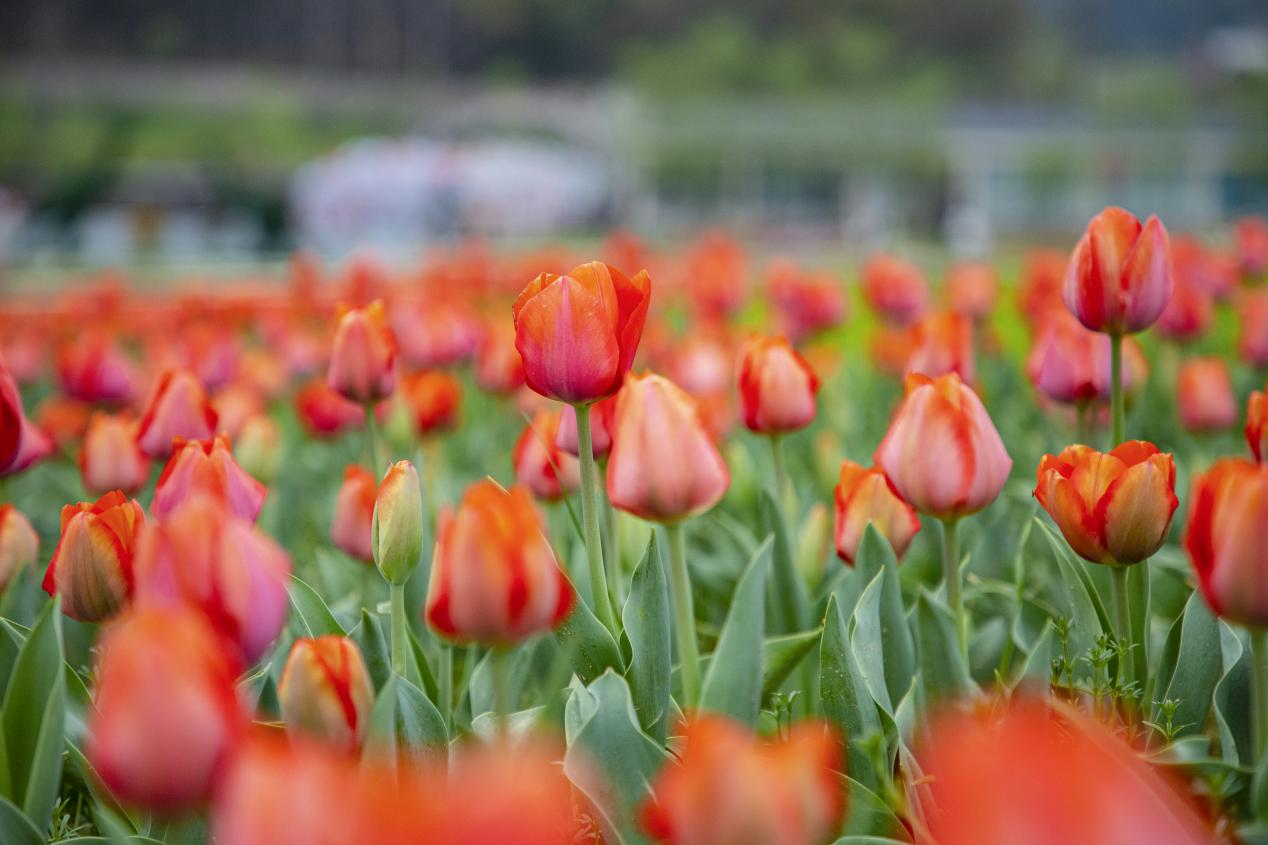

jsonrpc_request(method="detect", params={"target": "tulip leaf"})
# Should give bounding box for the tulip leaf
[820,596,881,791]
[699,537,770,725]
[287,575,347,638]
[853,522,895,587]
[850,527,914,713]
[839,775,904,838]
[554,574,625,684]
[762,627,824,700]
[1214,622,1253,766]
[363,674,447,766]
[1151,591,1220,739]
[353,609,392,693]
[469,645,536,719]
[0,794,42,845]
[914,588,975,703]
[621,533,671,744]
[1035,519,1105,675]
[759,488,811,636]
[1014,620,1055,688]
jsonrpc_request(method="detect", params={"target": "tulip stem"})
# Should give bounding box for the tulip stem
[666,520,702,709]
[1110,566,1133,689]
[389,582,407,677]
[940,518,966,659]
[770,434,791,520]
[1254,630,1268,758]
[364,403,387,475]
[576,403,617,635]
[602,486,624,607]
[1109,333,1125,447]
[438,643,453,730]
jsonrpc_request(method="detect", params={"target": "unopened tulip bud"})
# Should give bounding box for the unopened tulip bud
[833,460,921,565]
[1248,391,1267,463]
[1177,357,1237,433]
[153,435,267,521]
[737,334,819,434]
[0,505,38,592]
[372,460,423,585]
[80,413,150,494]
[43,491,144,622]
[57,329,139,404]
[135,368,219,459]
[1185,458,1268,627]
[1,358,52,477]
[906,311,975,384]
[327,301,397,403]
[235,414,281,483]
[279,636,374,752]
[1064,206,1172,335]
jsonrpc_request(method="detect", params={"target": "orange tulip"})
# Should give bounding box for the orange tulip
[0,355,52,477]
[1034,441,1177,566]
[473,320,525,395]
[1177,357,1237,433]
[211,383,264,439]
[42,491,144,622]
[861,254,928,327]
[1185,458,1268,627]
[905,311,975,385]
[945,261,999,320]
[393,369,461,436]
[394,298,481,369]
[513,409,580,502]
[685,231,747,320]
[607,373,730,522]
[135,368,219,459]
[331,465,376,562]
[640,716,843,845]
[0,504,38,592]
[426,480,573,645]
[279,636,375,752]
[80,412,150,495]
[1248,390,1267,462]
[874,373,1011,519]
[326,300,397,403]
[295,378,365,438]
[833,461,920,565]
[1017,248,1067,331]
[556,394,617,459]
[35,395,91,450]
[152,435,267,521]
[737,334,820,434]
[513,260,651,404]
[1063,206,1172,335]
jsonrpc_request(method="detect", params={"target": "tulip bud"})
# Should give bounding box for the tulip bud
[607,373,730,522]
[35,395,90,450]
[135,368,219,459]
[474,320,525,395]
[766,261,847,342]
[1035,441,1177,566]
[393,299,481,369]
[736,334,819,434]
[327,301,397,403]
[874,373,1011,519]
[295,378,365,438]
[87,607,245,811]
[0,505,38,592]
[426,480,572,645]
[80,412,151,495]
[1025,312,1126,405]
[905,311,975,385]
[332,465,377,562]
[556,395,617,459]
[279,636,375,752]
[1063,206,1173,335]
[56,329,139,404]
[1248,391,1267,463]
[1177,357,1237,433]
[153,435,267,521]
[42,491,144,622]
[1185,458,1268,627]
[833,460,921,565]
[513,261,652,404]
[946,261,999,320]
[862,254,928,327]
[1156,279,1213,344]
[1238,216,1268,279]
[235,414,282,483]
[0,358,52,477]
[372,460,424,585]
[513,409,580,501]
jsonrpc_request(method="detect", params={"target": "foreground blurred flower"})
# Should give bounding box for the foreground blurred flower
[80,413,150,495]
[946,261,999,321]
[42,491,144,622]
[135,368,219,459]
[0,505,38,591]
[332,465,377,562]
[737,334,819,435]
[1185,458,1268,628]
[279,636,374,752]
[514,409,580,501]
[152,435,267,521]
[1177,357,1237,433]
[833,461,920,566]
[916,697,1212,845]
[57,329,138,404]
[862,254,928,327]
[327,300,397,403]
[372,460,424,586]
[1249,391,1267,462]
[513,260,651,404]
[0,356,52,476]
[556,395,617,459]
[87,607,246,812]
[905,311,974,384]
[135,495,292,664]
[640,716,843,845]
[1064,206,1173,336]
[1035,441,1177,566]
[295,378,365,438]
[426,480,572,645]
[234,414,281,483]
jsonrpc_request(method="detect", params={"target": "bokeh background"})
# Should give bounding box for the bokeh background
[0,0,1266,269]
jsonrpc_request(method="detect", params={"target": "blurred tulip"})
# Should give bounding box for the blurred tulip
[1177,357,1238,433]
[235,414,282,483]
[1035,441,1177,566]
[1237,215,1268,278]
[0,505,38,592]
[1017,248,1067,330]
[513,260,651,404]
[767,260,846,341]
[737,335,820,434]
[1156,278,1213,344]
[556,395,617,459]
[1063,206,1172,335]
[607,373,730,522]
[327,300,397,403]
[134,495,291,664]
[861,254,928,327]
[905,311,974,384]
[80,412,150,495]
[180,322,240,391]
[946,261,999,320]
[685,231,746,320]
[87,607,245,812]
[1239,288,1268,367]
[426,480,572,645]
[1248,391,1267,462]
[833,461,920,565]
[152,435,267,521]
[393,370,461,436]
[211,383,264,439]
[514,409,580,501]
[1185,458,1268,627]
[1173,235,1238,302]
[295,378,365,438]
[42,491,144,622]
[394,299,480,369]
[640,715,843,845]
[474,320,525,395]
[279,636,374,752]
[869,324,919,379]
[1025,312,1123,405]
[36,396,90,451]
[57,329,138,404]
[874,373,1011,519]
[135,368,218,459]
[372,460,423,585]
[331,465,377,562]
[917,697,1213,845]
[0,356,52,476]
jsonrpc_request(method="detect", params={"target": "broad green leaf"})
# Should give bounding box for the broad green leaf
[554,574,625,684]
[838,775,903,838]
[622,534,671,743]
[699,537,770,725]
[1151,592,1220,738]
[0,794,41,845]
[288,575,347,637]
[353,609,392,693]
[820,597,881,790]
[1015,621,1055,688]
[1214,622,1252,765]
[850,527,914,713]
[362,674,447,766]
[914,589,974,703]
[469,646,535,718]
[762,627,823,699]
[854,523,896,587]
[759,488,811,635]
[1035,519,1104,675]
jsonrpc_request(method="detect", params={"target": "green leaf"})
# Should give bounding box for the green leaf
[914,589,974,703]
[759,488,811,635]
[762,627,823,700]
[1151,591,1220,739]
[1014,621,1055,688]
[353,609,392,693]
[699,537,770,725]
[554,574,625,684]
[838,775,904,838]
[362,674,447,766]
[850,527,914,713]
[288,575,347,637]
[1214,622,1252,765]
[1035,518,1105,674]
[854,522,896,586]
[622,534,671,744]
[820,596,881,791]
[0,794,42,845]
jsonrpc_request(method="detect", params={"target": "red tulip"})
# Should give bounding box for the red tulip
[0,504,38,592]
[946,261,999,320]
[279,636,374,752]
[905,312,975,385]
[833,461,920,565]
[56,329,138,404]
[766,260,847,341]
[861,254,928,327]
[1177,357,1237,433]
[1237,215,1268,278]
[426,480,573,645]
[1156,278,1213,344]
[1063,206,1172,335]
[513,260,652,404]
[874,373,1011,519]
[135,368,219,459]
[295,378,365,438]
[42,491,144,622]
[1185,458,1268,627]
[737,335,820,434]
[1248,391,1267,462]
[474,320,525,395]
[0,356,52,477]
[331,465,376,562]
[80,413,150,495]
[1035,441,1177,566]
[556,394,617,459]
[607,373,730,522]
[327,300,397,403]
[1239,288,1268,367]
[513,409,580,502]
[1025,312,1125,405]
[87,607,245,812]
[393,370,461,436]
[152,435,267,521]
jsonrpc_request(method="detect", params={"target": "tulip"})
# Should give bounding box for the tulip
[861,254,928,327]
[295,378,365,438]
[833,461,920,566]
[946,261,999,320]
[0,356,52,477]
[1063,206,1173,336]
[640,716,843,845]
[327,300,397,403]
[35,395,90,451]
[135,368,219,459]
[0,505,38,592]
[766,261,846,341]
[42,491,144,622]
[473,320,525,395]
[1026,312,1124,406]
[393,370,461,436]
[331,465,376,562]
[152,435,267,521]
[1177,357,1237,433]
[556,395,617,460]
[234,414,281,483]
[1238,215,1268,278]
[1185,458,1268,629]
[1156,279,1213,344]
[869,324,919,379]
[394,299,481,369]
[1017,248,1067,330]
[1239,288,1268,368]
[56,329,138,404]
[685,231,746,320]
[134,495,291,665]
[736,334,819,435]
[905,311,975,385]
[79,412,150,495]
[87,607,245,812]
[513,409,580,501]
[279,636,375,752]
[1248,391,1267,462]
[211,383,263,439]
[372,460,423,586]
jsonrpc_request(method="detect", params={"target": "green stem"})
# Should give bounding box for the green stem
[389,582,407,676]
[1254,630,1268,758]
[576,403,616,634]
[941,518,966,658]
[770,433,789,518]
[1109,333,1124,447]
[666,521,702,709]
[1110,566,1133,689]
[1075,400,1092,445]
[491,646,511,744]
[365,403,387,475]
[602,483,623,607]
[438,642,453,731]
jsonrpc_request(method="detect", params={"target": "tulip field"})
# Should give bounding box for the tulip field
[1,211,1268,844]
